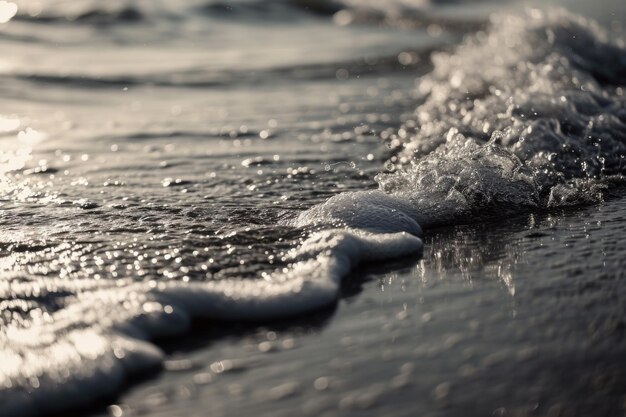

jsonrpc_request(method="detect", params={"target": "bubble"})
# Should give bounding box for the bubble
[336,68,349,80]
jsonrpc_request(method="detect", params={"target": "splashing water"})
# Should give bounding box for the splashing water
[376,9,626,218]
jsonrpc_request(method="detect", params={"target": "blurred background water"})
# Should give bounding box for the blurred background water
[0,0,625,416]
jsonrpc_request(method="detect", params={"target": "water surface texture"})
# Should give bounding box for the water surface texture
[0,0,625,416]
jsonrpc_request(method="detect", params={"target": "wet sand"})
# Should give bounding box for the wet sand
[93,195,626,417]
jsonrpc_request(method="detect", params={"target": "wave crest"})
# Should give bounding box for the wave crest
[378,8,626,223]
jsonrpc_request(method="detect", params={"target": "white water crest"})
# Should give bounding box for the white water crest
[376,9,626,223]
[300,9,626,231]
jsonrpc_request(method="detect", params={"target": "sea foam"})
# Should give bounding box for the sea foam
[377,9,626,223]
[0,228,422,416]
[299,9,626,230]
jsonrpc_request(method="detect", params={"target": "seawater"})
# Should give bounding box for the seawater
[0,0,625,416]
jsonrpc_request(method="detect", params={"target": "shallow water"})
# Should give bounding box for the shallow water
[1,0,625,416]
[95,195,626,417]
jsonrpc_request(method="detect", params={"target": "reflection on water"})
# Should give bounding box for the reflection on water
[0,113,50,206]
[409,216,530,298]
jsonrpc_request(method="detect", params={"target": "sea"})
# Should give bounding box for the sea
[0,0,625,416]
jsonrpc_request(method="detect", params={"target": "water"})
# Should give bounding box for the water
[0,1,625,416]
[98,197,626,417]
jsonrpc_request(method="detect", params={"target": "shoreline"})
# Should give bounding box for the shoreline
[79,195,626,417]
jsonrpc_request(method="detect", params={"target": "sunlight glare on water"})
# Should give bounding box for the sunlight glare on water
[0,1,17,24]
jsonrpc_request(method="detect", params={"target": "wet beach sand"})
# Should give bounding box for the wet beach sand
[93,194,626,417]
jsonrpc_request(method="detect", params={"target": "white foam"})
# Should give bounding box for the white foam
[0,228,422,416]
[378,8,626,223]
[292,190,423,237]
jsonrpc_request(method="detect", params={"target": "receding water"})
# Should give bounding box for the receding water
[97,196,626,417]
[0,0,625,416]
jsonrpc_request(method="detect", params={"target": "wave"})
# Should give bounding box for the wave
[10,0,329,26]
[372,9,625,220]
[10,2,145,25]
[385,9,625,212]
[299,9,626,231]
[9,0,488,28]
[2,8,626,417]
[4,50,435,89]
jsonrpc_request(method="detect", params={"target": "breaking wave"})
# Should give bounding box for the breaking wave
[375,9,626,222]
[298,9,626,232]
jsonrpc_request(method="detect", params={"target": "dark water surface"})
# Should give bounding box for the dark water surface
[97,195,626,417]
